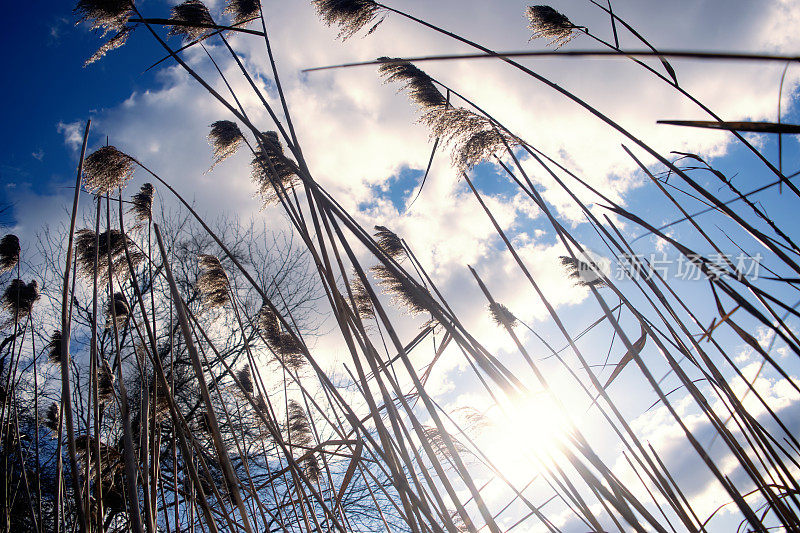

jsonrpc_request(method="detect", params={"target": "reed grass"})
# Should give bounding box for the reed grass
[2,1,798,531]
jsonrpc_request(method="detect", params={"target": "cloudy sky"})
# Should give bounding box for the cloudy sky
[3,0,800,530]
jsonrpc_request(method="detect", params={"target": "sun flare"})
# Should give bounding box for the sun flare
[482,393,574,485]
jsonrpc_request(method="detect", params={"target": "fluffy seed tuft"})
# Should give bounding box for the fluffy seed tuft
[224,0,261,24]
[559,256,606,287]
[169,0,215,40]
[129,183,154,223]
[251,132,300,206]
[526,5,578,48]
[46,330,64,364]
[75,0,133,34]
[74,229,144,282]
[312,0,385,40]
[208,121,244,171]
[197,255,230,309]
[489,302,518,328]
[370,265,434,317]
[378,58,447,109]
[0,235,20,273]
[82,146,135,194]
[373,226,405,260]
[2,279,39,322]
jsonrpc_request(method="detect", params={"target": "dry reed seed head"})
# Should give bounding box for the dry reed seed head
[373,225,405,260]
[223,0,261,24]
[197,254,230,309]
[105,292,130,328]
[0,235,20,273]
[526,5,578,48]
[46,330,64,364]
[422,106,517,170]
[2,279,39,321]
[287,400,313,447]
[559,255,606,287]
[256,305,306,369]
[169,0,215,40]
[237,366,253,395]
[75,0,133,34]
[456,128,515,171]
[208,121,244,171]
[43,402,60,436]
[489,301,518,328]
[129,183,154,223]
[98,360,115,403]
[378,58,448,109]
[256,305,281,338]
[312,0,385,40]
[74,228,145,282]
[251,132,300,206]
[84,25,133,66]
[370,264,434,317]
[423,426,470,463]
[351,274,375,320]
[82,146,135,194]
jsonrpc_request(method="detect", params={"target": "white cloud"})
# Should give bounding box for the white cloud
[56,120,84,151]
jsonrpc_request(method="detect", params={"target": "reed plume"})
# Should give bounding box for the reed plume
[82,145,135,194]
[129,183,154,223]
[169,0,215,40]
[208,120,244,172]
[423,107,516,170]
[237,366,253,395]
[312,0,385,40]
[373,225,405,260]
[378,58,448,109]
[98,359,115,402]
[105,292,130,328]
[370,264,434,316]
[559,256,606,287]
[0,235,20,273]
[224,0,261,25]
[84,26,133,66]
[423,426,471,464]
[287,400,320,481]
[74,229,144,281]
[197,254,230,309]
[251,131,300,206]
[46,330,63,364]
[489,301,518,328]
[380,60,517,170]
[351,273,375,320]
[43,402,60,437]
[74,0,132,34]
[2,279,39,322]
[257,306,306,370]
[526,5,579,48]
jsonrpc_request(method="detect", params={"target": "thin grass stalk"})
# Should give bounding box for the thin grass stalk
[304,205,440,533]
[115,198,222,533]
[313,201,471,533]
[59,120,90,533]
[601,221,800,523]
[463,173,676,531]
[369,7,800,276]
[503,147,785,527]
[586,0,800,200]
[325,213,505,533]
[153,223,259,533]
[91,196,103,532]
[104,194,144,533]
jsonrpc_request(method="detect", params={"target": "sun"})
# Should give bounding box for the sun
[481,392,574,485]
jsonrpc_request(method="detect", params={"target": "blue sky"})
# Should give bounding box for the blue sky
[4,1,800,530]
